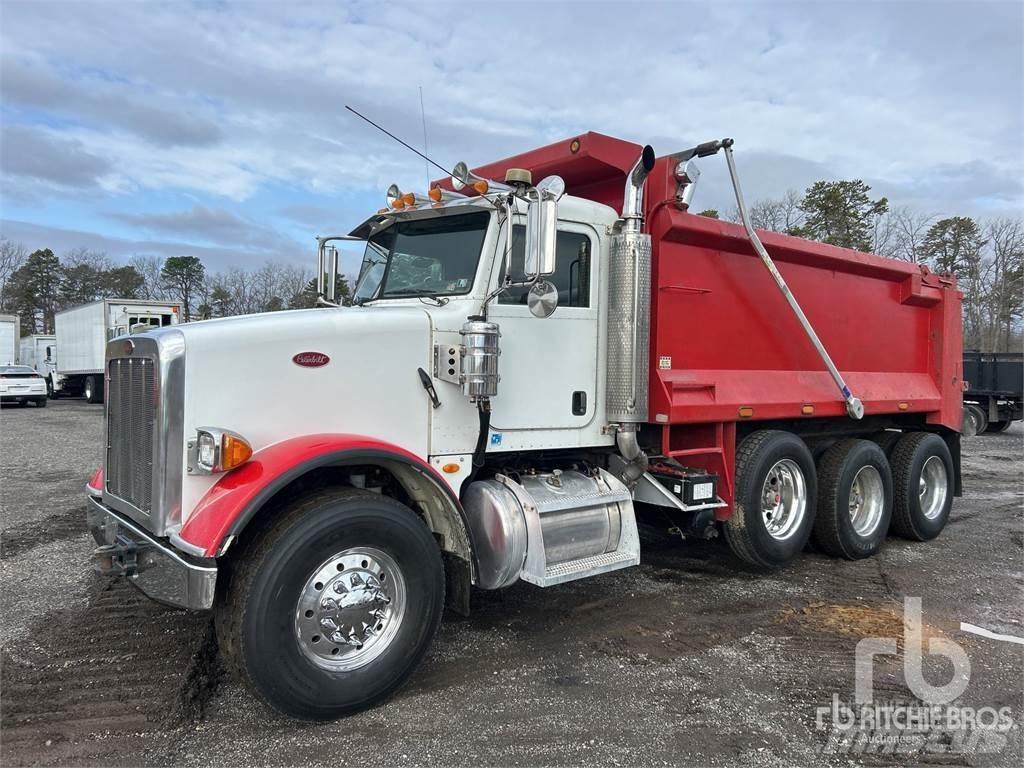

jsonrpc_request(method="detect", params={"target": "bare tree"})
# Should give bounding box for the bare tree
[871,210,897,258]
[984,218,1024,351]
[737,190,805,234]
[129,255,168,300]
[885,207,935,263]
[207,262,313,315]
[0,238,27,312]
[63,247,112,271]
[749,199,785,231]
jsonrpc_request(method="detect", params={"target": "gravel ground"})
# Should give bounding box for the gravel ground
[1,399,1021,767]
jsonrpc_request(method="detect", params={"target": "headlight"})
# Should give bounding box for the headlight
[197,432,218,468]
[190,427,252,474]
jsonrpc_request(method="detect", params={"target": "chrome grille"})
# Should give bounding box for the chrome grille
[106,357,157,513]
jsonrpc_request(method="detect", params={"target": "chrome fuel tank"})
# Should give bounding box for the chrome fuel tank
[463,469,629,589]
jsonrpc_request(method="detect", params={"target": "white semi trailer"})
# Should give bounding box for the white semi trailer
[0,314,19,365]
[19,335,57,382]
[53,299,180,402]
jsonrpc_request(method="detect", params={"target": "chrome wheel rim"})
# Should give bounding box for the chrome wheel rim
[760,459,807,541]
[848,465,885,536]
[919,456,948,520]
[294,547,406,671]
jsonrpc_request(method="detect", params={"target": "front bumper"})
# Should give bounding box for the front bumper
[86,495,217,610]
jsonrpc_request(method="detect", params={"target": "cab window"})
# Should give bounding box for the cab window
[498,225,592,307]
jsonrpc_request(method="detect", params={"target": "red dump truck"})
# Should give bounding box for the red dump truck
[88,132,963,719]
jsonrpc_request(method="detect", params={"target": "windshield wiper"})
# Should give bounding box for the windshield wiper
[383,288,449,306]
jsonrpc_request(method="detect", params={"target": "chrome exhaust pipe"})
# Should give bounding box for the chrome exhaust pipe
[621,145,656,233]
[615,424,648,487]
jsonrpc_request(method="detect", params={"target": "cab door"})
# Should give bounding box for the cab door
[487,220,600,433]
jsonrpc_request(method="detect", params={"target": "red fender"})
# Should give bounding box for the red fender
[177,434,461,557]
[87,466,104,495]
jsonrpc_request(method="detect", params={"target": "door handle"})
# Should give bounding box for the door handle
[572,391,587,416]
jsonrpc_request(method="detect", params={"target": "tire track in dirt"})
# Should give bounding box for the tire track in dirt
[1,507,90,561]
[1,579,216,767]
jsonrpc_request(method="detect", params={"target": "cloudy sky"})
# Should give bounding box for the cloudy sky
[1,0,1021,273]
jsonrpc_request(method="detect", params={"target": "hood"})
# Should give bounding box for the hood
[173,306,435,515]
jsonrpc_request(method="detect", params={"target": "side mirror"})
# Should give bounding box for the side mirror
[524,175,565,278]
[317,234,373,305]
[322,245,339,302]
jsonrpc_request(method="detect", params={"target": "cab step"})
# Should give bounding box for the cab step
[524,549,639,588]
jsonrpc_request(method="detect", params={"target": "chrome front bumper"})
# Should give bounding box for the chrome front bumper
[86,495,217,610]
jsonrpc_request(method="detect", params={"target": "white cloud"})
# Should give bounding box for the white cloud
[0,0,1020,251]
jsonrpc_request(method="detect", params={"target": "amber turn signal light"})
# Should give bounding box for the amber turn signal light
[220,433,253,471]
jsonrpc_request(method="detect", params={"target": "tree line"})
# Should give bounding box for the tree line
[2,176,1020,350]
[696,179,1022,352]
[0,243,351,334]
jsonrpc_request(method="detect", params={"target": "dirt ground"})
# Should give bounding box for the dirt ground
[2,400,1022,767]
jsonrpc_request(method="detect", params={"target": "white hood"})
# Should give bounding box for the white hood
[175,306,434,518]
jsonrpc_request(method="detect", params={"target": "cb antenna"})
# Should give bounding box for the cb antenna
[418,86,430,188]
[345,104,451,179]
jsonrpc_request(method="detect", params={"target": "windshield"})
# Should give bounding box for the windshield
[353,211,489,303]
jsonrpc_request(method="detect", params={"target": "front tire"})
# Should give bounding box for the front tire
[34,397,47,408]
[84,375,103,404]
[216,488,445,720]
[724,430,817,568]
[813,439,892,559]
[889,433,954,541]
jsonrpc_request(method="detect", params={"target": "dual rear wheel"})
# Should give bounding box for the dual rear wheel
[724,429,953,567]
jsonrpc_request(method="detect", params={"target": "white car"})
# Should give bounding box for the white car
[0,365,48,408]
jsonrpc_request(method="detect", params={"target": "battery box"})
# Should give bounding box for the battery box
[648,462,719,506]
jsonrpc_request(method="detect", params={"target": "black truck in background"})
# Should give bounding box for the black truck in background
[962,351,1023,435]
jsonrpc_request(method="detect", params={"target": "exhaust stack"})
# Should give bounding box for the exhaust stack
[606,146,656,488]
[607,146,655,429]
[621,145,656,233]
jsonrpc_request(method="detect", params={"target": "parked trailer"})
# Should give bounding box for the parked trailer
[0,314,19,365]
[86,132,963,720]
[962,351,1022,434]
[19,335,56,383]
[54,299,180,402]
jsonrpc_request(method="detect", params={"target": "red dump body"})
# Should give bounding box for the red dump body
[448,132,964,508]
[463,131,963,425]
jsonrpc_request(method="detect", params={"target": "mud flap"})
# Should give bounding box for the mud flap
[443,552,472,616]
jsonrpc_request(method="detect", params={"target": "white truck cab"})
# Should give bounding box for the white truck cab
[88,170,644,720]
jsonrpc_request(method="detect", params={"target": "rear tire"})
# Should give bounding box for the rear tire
[724,430,817,568]
[215,488,445,720]
[985,420,1011,433]
[870,430,903,456]
[812,439,892,559]
[34,397,47,408]
[889,432,954,541]
[966,403,987,434]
